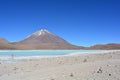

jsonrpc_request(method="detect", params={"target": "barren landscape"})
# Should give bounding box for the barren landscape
[0,51,120,80]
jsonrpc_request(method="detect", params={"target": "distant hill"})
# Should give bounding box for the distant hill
[0,38,9,44]
[88,43,120,50]
[0,38,15,49]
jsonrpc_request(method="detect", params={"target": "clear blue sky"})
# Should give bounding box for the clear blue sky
[0,0,120,47]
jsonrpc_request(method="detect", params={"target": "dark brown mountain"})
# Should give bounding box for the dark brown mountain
[14,29,84,49]
[88,43,120,50]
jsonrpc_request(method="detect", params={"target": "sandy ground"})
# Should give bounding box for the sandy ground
[0,51,120,80]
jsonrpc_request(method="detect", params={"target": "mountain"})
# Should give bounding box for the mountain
[88,43,120,50]
[0,38,9,44]
[0,38,15,49]
[14,29,84,49]
[19,29,71,45]
[0,29,120,50]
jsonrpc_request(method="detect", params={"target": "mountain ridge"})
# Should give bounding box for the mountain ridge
[0,29,120,50]
[0,29,83,50]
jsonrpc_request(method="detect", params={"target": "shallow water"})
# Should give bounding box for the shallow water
[0,50,119,61]
[0,50,115,56]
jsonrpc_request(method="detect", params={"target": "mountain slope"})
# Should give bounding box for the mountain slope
[0,38,16,49]
[0,38,9,44]
[19,29,70,45]
[15,29,83,49]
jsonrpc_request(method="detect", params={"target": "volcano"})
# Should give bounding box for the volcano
[14,29,83,49]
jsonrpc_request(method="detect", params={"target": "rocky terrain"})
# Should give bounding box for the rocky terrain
[0,51,120,80]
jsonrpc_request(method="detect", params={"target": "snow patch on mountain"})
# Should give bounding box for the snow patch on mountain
[33,29,51,36]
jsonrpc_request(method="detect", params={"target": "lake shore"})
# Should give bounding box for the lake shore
[0,51,120,80]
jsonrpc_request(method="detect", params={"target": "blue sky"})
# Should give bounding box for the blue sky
[0,0,120,47]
